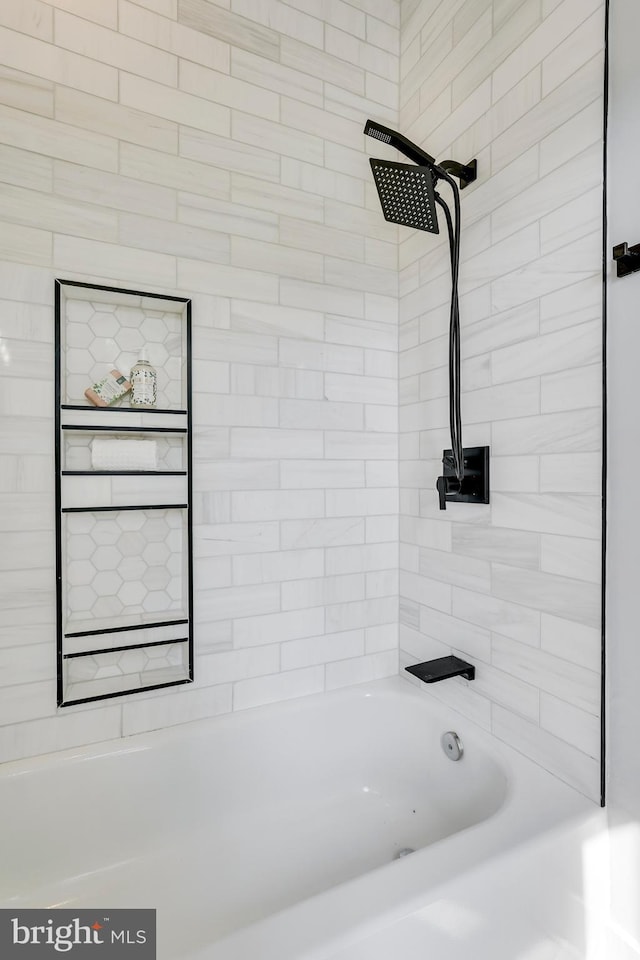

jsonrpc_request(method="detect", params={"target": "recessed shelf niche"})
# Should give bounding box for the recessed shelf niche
[55,279,193,707]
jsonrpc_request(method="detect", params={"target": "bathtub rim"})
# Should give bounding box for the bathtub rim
[0,674,508,783]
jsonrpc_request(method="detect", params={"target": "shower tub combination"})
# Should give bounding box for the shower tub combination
[0,677,602,960]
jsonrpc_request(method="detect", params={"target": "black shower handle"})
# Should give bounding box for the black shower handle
[436,474,462,511]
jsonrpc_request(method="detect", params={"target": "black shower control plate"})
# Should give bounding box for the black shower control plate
[439,446,489,505]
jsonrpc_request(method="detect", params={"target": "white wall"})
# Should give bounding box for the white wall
[0,0,400,760]
[606,0,640,954]
[397,0,605,802]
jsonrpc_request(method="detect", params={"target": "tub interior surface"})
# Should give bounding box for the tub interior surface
[0,680,509,958]
[7,779,498,954]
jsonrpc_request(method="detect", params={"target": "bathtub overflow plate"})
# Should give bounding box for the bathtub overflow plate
[441,730,463,761]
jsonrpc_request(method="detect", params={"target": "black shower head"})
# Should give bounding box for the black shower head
[369,158,439,233]
[364,119,444,233]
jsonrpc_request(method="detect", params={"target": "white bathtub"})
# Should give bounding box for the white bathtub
[0,677,600,960]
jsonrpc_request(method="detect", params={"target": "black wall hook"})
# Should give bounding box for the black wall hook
[613,241,640,278]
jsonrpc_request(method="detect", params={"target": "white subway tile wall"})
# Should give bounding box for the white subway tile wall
[399,0,604,800]
[0,0,604,801]
[0,0,400,756]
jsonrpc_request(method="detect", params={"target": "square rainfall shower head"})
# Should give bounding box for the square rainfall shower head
[369,158,439,234]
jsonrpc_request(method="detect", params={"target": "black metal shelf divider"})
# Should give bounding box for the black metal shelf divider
[65,617,189,639]
[61,404,188,414]
[61,503,189,513]
[62,471,187,476]
[64,637,190,659]
[55,279,194,707]
[61,424,187,433]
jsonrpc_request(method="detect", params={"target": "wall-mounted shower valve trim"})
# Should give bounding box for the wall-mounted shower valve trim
[613,241,640,277]
[436,446,490,511]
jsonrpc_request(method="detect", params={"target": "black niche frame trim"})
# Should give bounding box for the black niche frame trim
[65,617,189,639]
[54,279,194,708]
[62,424,187,433]
[61,503,189,513]
[62,404,188,415]
[62,678,193,708]
[62,471,187,477]
[64,637,189,659]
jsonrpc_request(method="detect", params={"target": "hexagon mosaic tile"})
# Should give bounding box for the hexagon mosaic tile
[63,299,186,409]
[64,508,186,628]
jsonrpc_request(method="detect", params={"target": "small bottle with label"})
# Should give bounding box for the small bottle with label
[130,349,157,408]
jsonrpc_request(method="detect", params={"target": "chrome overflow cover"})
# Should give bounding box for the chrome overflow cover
[441,731,463,761]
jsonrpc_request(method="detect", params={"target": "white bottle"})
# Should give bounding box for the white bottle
[130,348,157,408]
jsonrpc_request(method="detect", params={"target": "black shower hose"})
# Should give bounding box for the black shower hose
[436,186,463,484]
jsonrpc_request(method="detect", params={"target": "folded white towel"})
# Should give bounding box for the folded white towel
[91,438,158,471]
